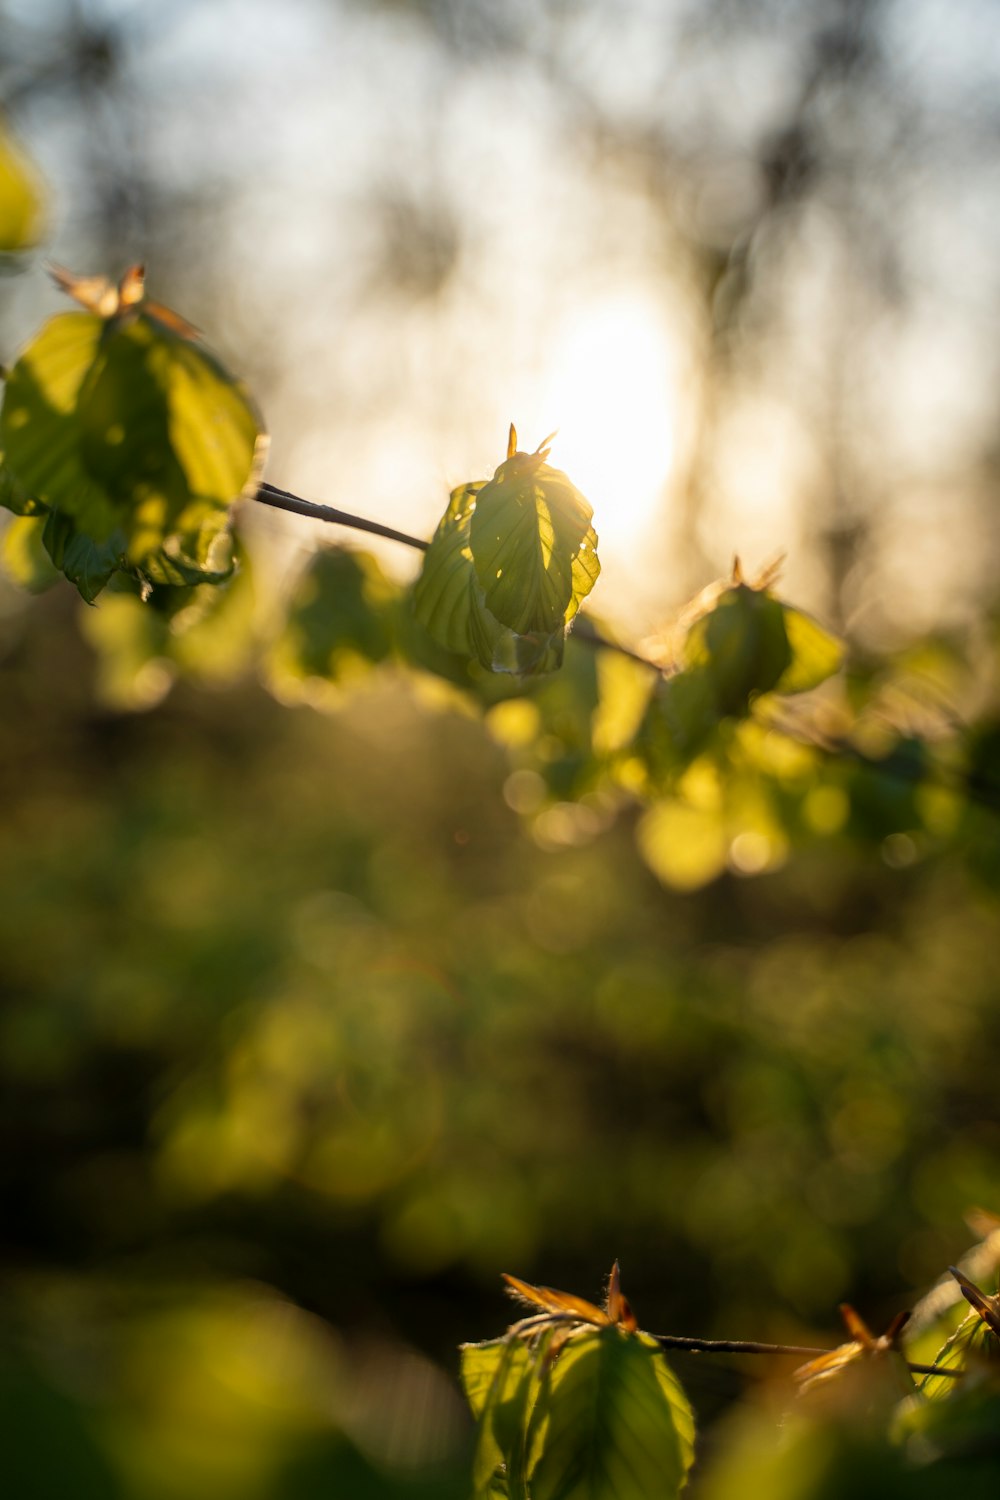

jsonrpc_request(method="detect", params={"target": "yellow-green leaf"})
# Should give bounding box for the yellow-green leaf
[470,446,599,637]
[0,290,264,579]
[1,514,59,592]
[776,605,845,694]
[529,1328,695,1500]
[413,481,567,676]
[0,123,47,253]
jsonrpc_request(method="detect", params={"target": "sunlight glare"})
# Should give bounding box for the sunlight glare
[536,292,680,558]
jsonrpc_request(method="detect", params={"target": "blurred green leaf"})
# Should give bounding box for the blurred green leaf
[1,513,59,591]
[0,453,46,515]
[0,122,47,253]
[896,1371,1000,1482]
[918,1309,1000,1400]
[41,510,127,604]
[80,539,255,708]
[636,668,720,779]
[268,546,397,699]
[777,606,845,694]
[685,583,792,716]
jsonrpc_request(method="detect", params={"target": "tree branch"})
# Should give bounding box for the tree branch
[649,1331,960,1377]
[255,481,428,552]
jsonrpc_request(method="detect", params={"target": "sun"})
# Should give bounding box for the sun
[534,290,681,560]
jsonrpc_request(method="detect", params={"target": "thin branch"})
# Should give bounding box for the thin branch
[255,481,428,552]
[650,1331,960,1378]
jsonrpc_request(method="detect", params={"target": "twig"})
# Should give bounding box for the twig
[650,1331,960,1378]
[255,481,428,552]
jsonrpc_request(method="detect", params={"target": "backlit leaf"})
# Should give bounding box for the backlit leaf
[413,481,567,676]
[463,1336,542,1499]
[529,1328,695,1500]
[0,270,264,588]
[470,442,599,637]
[685,583,792,716]
[776,605,845,694]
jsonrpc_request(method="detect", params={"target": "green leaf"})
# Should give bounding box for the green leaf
[636,668,720,779]
[413,483,493,656]
[461,1339,512,1422]
[1,514,59,591]
[0,301,263,575]
[469,451,599,636]
[0,123,47,253]
[776,606,844,694]
[79,545,255,709]
[528,1328,695,1500]
[919,1309,1000,1400]
[0,455,46,516]
[269,546,397,697]
[896,1370,1000,1479]
[41,510,127,604]
[0,312,116,538]
[685,583,791,716]
[463,1337,541,1500]
[413,483,566,677]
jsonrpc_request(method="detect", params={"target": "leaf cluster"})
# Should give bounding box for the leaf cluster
[413,426,600,676]
[463,1257,1000,1500]
[1,265,262,603]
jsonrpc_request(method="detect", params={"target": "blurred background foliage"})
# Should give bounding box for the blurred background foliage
[2,0,1000,1495]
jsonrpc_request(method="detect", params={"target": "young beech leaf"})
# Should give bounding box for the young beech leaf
[463,1264,693,1500]
[0,266,263,597]
[685,582,792,716]
[413,479,567,676]
[529,1328,695,1500]
[461,1334,550,1500]
[683,574,843,719]
[41,510,127,604]
[469,433,600,637]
